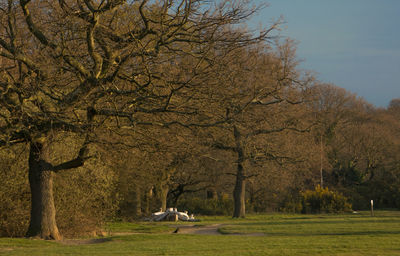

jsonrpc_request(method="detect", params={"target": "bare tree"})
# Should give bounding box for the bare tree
[202,40,312,217]
[308,84,371,188]
[0,0,277,239]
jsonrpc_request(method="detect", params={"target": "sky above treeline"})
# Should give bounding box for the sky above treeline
[250,0,400,108]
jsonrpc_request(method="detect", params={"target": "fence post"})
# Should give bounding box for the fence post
[370,200,374,217]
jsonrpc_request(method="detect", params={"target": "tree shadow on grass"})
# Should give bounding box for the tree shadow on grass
[264,230,400,237]
[237,219,400,226]
[59,237,112,245]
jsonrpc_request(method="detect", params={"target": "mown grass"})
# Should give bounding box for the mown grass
[1,211,399,255]
[105,222,175,234]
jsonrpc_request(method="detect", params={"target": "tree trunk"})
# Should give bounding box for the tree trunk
[160,172,171,211]
[233,126,246,218]
[145,186,153,214]
[135,186,142,216]
[206,188,217,199]
[320,134,324,188]
[160,185,169,212]
[26,141,61,240]
[233,163,246,218]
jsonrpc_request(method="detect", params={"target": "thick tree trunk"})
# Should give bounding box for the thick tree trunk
[233,126,246,218]
[160,186,169,212]
[160,172,171,211]
[26,142,61,240]
[145,186,153,214]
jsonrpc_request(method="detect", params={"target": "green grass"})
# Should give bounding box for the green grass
[105,222,175,234]
[1,211,400,255]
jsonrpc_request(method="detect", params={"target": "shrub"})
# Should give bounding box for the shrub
[54,161,119,237]
[301,185,352,214]
[280,194,303,213]
[176,197,233,216]
[51,136,121,237]
[0,146,30,237]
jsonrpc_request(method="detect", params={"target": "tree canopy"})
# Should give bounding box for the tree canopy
[1,0,399,240]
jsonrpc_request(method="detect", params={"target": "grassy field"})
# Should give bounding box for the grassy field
[1,211,400,255]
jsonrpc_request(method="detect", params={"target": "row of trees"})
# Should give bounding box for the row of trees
[1,0,399,240]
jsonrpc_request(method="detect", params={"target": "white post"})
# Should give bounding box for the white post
[370,200,374,217]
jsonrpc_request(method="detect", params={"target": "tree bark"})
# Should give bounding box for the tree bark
[26,141,61,240]
[135,186,142,216]
[233,163,246,218]
[145,186,153,214]
[233,126,246,218]
[160,171,172,211]
[160,185,169,212]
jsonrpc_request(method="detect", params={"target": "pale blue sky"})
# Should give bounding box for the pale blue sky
[250,0,400,108]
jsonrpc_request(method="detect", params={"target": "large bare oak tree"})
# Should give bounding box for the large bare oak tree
[0,0,276,239]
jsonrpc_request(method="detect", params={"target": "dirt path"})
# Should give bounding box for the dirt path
[57,226,224,245]
[173,224,224,235]
[173,224,265,236]
[57,223,265,245]
[57,226,222,246]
